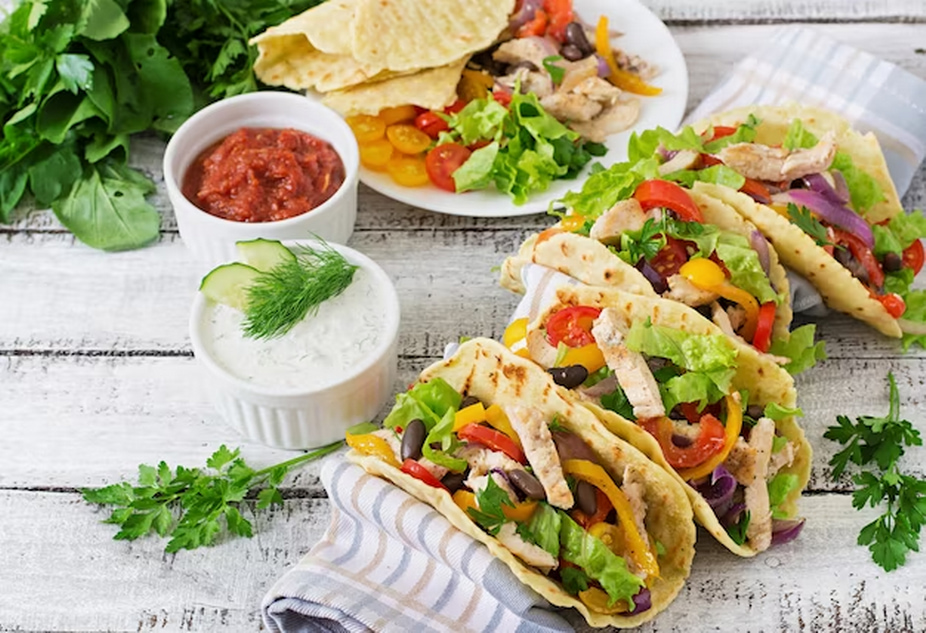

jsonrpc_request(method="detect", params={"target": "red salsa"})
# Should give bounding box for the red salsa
[182,127,345,223]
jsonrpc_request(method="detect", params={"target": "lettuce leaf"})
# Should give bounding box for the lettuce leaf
[446,98,507,145]
[383,377,461,431]
[663,164,746,190]
[764,402,803,421]
[768,324,827,375]
[624,320,738,378]
[556,157,659,219]
[660,371,728,413]
[768,473,799,519]
[900,290,926,351]
[885,210,926,250]
[873,223,904,258]
[715,234,780,304]
[517,502,561,557]
[782,118,818,151]
[831,151,885,213]
[452,141,499,192]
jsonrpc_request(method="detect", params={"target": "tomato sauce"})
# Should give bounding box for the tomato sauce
[182,128,345,223]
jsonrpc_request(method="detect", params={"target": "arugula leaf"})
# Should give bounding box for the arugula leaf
[787,203,832,246]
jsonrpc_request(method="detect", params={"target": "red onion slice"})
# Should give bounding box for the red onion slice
[789,189,874,248]
[771,518,806,546]
[630,587,652,613]
[750,230,771,276]
[594,54,610,78]
[832,170,850,204]
[803,173,846,207]
[695,465,738,518]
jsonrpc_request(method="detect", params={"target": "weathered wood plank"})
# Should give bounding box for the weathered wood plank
[1,490,923,633]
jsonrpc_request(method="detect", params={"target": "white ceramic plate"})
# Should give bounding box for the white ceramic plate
[355,0,688,216]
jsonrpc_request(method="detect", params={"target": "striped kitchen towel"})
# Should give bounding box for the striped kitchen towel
[261,455,572,633]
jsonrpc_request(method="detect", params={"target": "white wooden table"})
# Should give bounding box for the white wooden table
[2,2,926,631]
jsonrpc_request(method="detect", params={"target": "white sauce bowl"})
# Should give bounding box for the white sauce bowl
[189,240,399,450]
[164,92,359,269]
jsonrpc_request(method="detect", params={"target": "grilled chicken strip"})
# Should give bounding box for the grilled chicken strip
[666,274,719,307]
[743,417,775,552]
[504,405,574,509]
[589,198,648,244]
[717,131,836,183]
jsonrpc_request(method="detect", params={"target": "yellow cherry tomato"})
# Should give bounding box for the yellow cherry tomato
[679,257,727,288]
[379,105,418,126]
[359,139,394,170]
[386,124,432,155]
[386,155,430,187]
[346,114,386,143]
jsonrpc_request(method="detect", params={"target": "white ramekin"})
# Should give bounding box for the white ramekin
[164,92,360,269]
[189,240,400,450]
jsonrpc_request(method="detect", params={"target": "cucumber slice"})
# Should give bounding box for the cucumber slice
[236,238,296,272]
[199,263,261,311]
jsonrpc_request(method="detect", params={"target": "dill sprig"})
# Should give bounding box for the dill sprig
[241,242,359,340]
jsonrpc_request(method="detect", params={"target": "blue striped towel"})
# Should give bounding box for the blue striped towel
[262,456,572,633]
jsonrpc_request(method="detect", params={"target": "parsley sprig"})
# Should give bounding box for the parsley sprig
[787,203,833,247]
[824,372,926,571]
[82,442,342,553]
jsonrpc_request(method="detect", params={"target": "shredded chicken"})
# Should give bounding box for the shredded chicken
[539,92,602,122]
[768,440,796,478]
[591,308,666,419]
[723,437,756,486]
[658,150,700,175]
[457,444,523,479]
[717,131,837,183]
[589,198,647,244]
[744,417,775,552]
[710,301,743,341]
[497,67,553,99]
[568,98,640,143]
[497,523,557,573]
[558,56,599,93]
[525,326,559,369]
[726,305,747,332]
[665,274,719,307]
[621,464,650,551]
[492,38,553,73]
[571,77,622,105]
[505,405,574,509]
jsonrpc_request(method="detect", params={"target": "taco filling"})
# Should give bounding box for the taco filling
[346,376,662,615]
[526,305,805,552]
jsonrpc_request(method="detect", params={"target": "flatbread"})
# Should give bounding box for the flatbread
[349,338,696,628]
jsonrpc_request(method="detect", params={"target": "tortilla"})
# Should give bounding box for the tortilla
[525,285,812,557]
[349,338,696,628]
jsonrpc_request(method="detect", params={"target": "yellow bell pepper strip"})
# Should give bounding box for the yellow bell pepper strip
[345,431,400,469]
[677,394,744,481]
[484,404,523,448]
[453,402,487,432]
[501,500,538,522]
[578,587,630,614]
[562,459,660,579]
[679,257,760,341]
[558,342,606,373]
[503,318,528,349]
[595,16,662,96]
[560,214,588,233]
[588,522,626,556]
[453,489,478,516]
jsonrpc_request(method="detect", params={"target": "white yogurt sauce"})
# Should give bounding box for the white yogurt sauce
[201,266,388,390]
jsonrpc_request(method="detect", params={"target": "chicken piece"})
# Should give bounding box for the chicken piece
[717,131,837,183]
[457,444,524,479]
[569,97,641,143]
[496,67,553,99]
[591,308,666,419]
[492,38,554,72]
[726,305,747,332]
[589,198,647,244]
[525,327,559,369]
[710,301,744,341]
[614,49,658,81]
[768,440,795,478]
[505,405,574,509]
[621,464,650,551]
[658,150,700,175]
[744,417,775,552]
[467,472,518,505]
[571,77,622,106]
[558,56,600,93]
[723,437,756,486]
[497,523,557,574]
[665,274,719,307]
[539,92,602,122]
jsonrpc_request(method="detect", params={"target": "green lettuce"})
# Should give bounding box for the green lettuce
[782,119,818,151]
[626,115,759,161]
[873,223,904,258]
[624,320,738,380]
[600,385,636,420]
[383,378,462,431]
[764,403,803,421]
[556,157,659,218]
[517,502,562,558]
[452,141,499,192]
[663,165,746,190]
[768,473,799,519]
[831,151,885,213]
[885,210,926,250]
[714,233,781,304]
[900,290,926,351]
[660,371,728,413]
[767,324,826,375]
[885,267,915,296]
[446,98,507,145]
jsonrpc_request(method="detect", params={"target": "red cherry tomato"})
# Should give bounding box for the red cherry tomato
[425,143,472,192]
[649,236,690,278]
[876,292,906,319]
[752,301,777,353]
[545,306,602,348]
[700,154,724,167]
[492,90,512,107]
[414,111,449,139]
[543,0,574,41]
[640,414,726,469]
[457,424,527,464]
[444,100,467,115]
[903,239,924,275]
[633,179,704,223]
[400,459,447,490]
[517,7,548,37]
[739,177,773,205]
[709,126,738,141]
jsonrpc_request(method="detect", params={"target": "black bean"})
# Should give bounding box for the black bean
[460,395,482,409]
[560,44,585,61]
[547,365,589,389]
[565,22,594,56]
[509,469,546,500]
[746,405,764,420]
[883,251,903,272]
[576,480,597,515]
[400,418,426,461]
[441,471,467,494]
[552,430,598,462]
[671,433,693,448]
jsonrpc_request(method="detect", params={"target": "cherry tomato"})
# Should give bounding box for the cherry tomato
[700,154,724,167]
[709,126,738,141]
[492,90,512,107]
[545,306,601,348]
[544,0,574,41]
[903,239,925,275]
[379,105,417,126]
[346,114,386,143]
[649,236,689,278]
[386,155,430,187]
[425,143,471,192]
[517,7,548,37]
[400,459,447,490]
[414,111,449,139]
[386,124,431,154]
[571,489,612,529]
[832,228,884,289]
[359,139,394,170]
[633,179,704,223]
[457,424,527,464]
[640,414,726,469]
[752,301,777,353]
[876,292,906,319]
[739,177,772,205]
[444,99,467,115]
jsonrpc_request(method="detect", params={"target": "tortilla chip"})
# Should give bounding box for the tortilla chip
[350,338,695,628]
[349,0,515,72]
[322,58,467,116]
[253,46,389,93]
[695,181,903,338]
[528,286,811,557]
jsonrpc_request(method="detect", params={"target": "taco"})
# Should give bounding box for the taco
[500,175,798,361]
[346,337,696,627]
[510,284,811,557]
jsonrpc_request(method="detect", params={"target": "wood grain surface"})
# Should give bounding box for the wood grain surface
[2,2,926,632]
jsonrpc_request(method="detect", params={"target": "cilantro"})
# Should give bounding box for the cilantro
[82,442,342,552]
[559,566,591,595]
[468,476,515,535]
[824,372,926,571]
[548,415,568,433]
[614,217,666,264]
[727,511,751,546]
[542,55,565,83]
[600,385,636,421]
[787,203,832,247]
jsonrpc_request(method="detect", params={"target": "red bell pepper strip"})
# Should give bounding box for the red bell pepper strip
[457,424,527,464]
[752,302,777,352]
[640,414,726,469]
[401,459,447,490]
[633,179,704,223]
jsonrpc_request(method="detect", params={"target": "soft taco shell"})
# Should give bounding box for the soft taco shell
[695,181,903,338]
[527,285,811,557]
[349,337,695,628]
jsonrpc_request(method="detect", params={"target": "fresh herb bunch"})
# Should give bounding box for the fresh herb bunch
[0,0,317,250]
[82,442,342,553]
[243,242,360,340]
[824,372,926,571]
